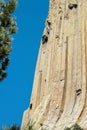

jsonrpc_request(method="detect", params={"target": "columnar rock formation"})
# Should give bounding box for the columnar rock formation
[21,0,87,129]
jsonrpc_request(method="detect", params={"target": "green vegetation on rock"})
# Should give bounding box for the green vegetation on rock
[64,123,83,130]
[24,120,35,130]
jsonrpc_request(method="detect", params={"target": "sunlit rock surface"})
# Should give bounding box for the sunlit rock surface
[21,0,87,129]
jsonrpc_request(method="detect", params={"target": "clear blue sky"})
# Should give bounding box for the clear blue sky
[0,0,49,127]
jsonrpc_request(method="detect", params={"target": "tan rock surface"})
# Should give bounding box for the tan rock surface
[21,0,87,129]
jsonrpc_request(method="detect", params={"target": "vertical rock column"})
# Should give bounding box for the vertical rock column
[21,0,87,130]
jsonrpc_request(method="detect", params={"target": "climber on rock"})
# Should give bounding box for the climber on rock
[46,26,51,34]
[42,35,48,44]
[68,0,78,10]
[47,20,51,26]
[76,89,82,96]
[30,103,32,110]
[46,21,51,34]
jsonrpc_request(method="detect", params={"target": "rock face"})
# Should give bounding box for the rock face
[21,0,87,129]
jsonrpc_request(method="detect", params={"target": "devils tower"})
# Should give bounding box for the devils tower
[21,0,87,129]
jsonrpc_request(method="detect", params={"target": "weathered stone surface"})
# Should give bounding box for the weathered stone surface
[21,0,87,129]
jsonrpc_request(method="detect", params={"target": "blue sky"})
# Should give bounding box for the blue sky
[0,0,49,126]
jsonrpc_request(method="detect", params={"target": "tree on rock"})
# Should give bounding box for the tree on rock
[0,0,17,81]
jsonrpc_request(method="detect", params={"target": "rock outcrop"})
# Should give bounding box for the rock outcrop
[21,0,87,129]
